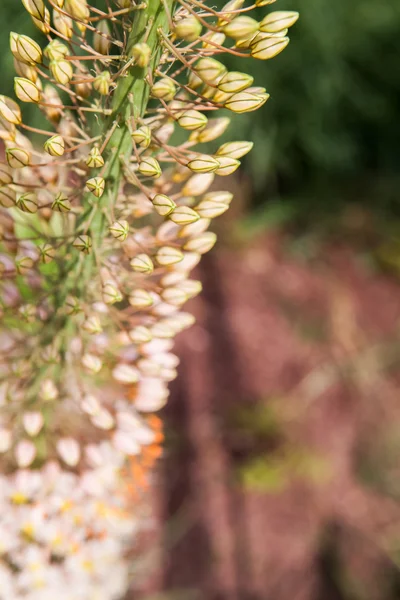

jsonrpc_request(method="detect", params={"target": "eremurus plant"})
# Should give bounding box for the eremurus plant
[0,0,298,596]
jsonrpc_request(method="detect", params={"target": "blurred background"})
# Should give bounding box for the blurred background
[2,0,400,598]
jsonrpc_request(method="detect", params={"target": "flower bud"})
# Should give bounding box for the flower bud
[103,282,122,304]
[193,117,230,144]
[182,172,215,196]
[42,85,62,122]
[131,42,151,68]
[82,315,102,334]
[151,78,176,101]
[178,217,210,239]
[187,154,220,173]
[251,34,289,60]
[53,10,74,38]
[22,0,46,21]
[156,246,184,266]
[14,77,41,103]
[174,16,202,42]
[195,58,226,84]
[19,304,36,322]
[196,199,229,218]
[178,110,208,131]
[216,140,253,159]
[0,429,12,453]
[93,20,111,55]
[44,134,65,157]
[169,205,200,225]
[129,325,153,344]
[44,39,69,61]
[255,0,277,5]
[214,155,240,176]
[213,89,233,104]
[15,440,36,468]
[0,96,22,125]
[223,16,259,40]
[202,31,226,50]
[109,219,129,241]
[152,193,176,217]
[52,192,71,212]
[10,33,42,65]
[151,321,176,339]
[204,190,233,205]
[225,91,269,113]
[50,59,73,85]
[183,231,217,253]
[130,253,154,274]
[178,279,203,299]
[31,8,51,34]
[138,157,162,178]
[218,71,254,94]
[94,71,111,95]
[23,411,44,437]
[131,125,151,148]
[17,192,38,213]
[129,288,153,309]
[86,146,104,168]
[82,353,102,374]
[73,235,92,254]
[0,187,16,208]
[86,176,105,197]
[0,164,12,186]
[161,287,188,306]
[260,11,299,32]
[65,295,81,315]
[6,147,30,168]
[39,243,56,264]
[112,364,139,384]
[14,58,38,83]
[218,0,245,25]
[57,437,81,466]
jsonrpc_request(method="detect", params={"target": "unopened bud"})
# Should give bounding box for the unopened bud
[44,39,69,61]
[152,193,176,216]
[103,282,122,304]
[196,198,229,218]
[109,219,129,241]
[195,58,226,84]
[73,235,92,254]
[156,246,184,266]
[39,243,56,264]
[204,190,233,204]
[129,325,153,344]
[44,134,65,157]
[174,16,202,42]
[31,8,51,34]
[194,117,230,143]
[169,205,200,225]
[14,58,38,83]
[16,192,38,213]
[10,33,42,65]
[65,0,89,32]
[225,91,269,113]
[86,146,104,168]
[218,0,245,26]
[223,16,259,40]
[218,71,254,93]
[22,0,46,21]
[50,59,73,85]
[19,304,36,322]
[187,154,220,173]
[57,437,81,466]
[6,147,30,168]
[0,187,16,207]
[151,78,176,101]
[131,42,151,68]
[130,253,154,274]
[14,77,41,103]
[53,10,73,38]
[178,110,208,131]
[214,155,240,176]
[0,165,12,186]
[184,231,217,253]
[82,353,103,374]
[182,173,215,196]
[52,192,71,212]
[16,256,34,275]
[260,11,299,33]
[23,411,44,437]
[252,33,290,60]
[178,217,210,238]
[65,295,81,315]
[202,31,226,50]
[112,364,139,384]
[94,71,111,95]
[43,85,62,122]
[216,140,253,159]
[82,315,102,334]
[0,95,22,125]
[138,156,162,178]
[86,176,105,197]
[161,287,188,306]
[15,440,36,468]
[93,20,111,55]
[131,125,151,148]
[129,288,153,309]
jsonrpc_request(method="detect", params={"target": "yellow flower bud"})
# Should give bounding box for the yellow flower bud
[218,71,254,94]
[151,78,176,101]
[82,315,102,334]
[202,31,226,50]
[44,40,69,61]
[193,117,230,144]
[86,177,105,198]
[223,16,259,40]
[39,243,56,264]
[187,154,220,173]
[218,0,245,26]
[130,253,154,274]
[260,11,299,33]
[156,246,184,266]
[50,59,73,85]
[174,16,202,42]
[73,235,92,254]
[152,193,176,217]
[138,157,162,178]
[129,289,153,309]
[151,321,176,339]
[214,155,240,176]
[109,220,129,241]
[178,217,210,239]
[131,42,151,68]
[161,287,188,306]
[16,256,34,275]
[103,282,122,304]
[169,206,200,225]
[195,199,229,218]
[216,140,253,159]
[94,71,111,95]
[178,110,208,131]
[17,192,38,213]
[0,187,16,208]
[195,58,226,85]
[225,91,270,113]
[6,147,30,168]
[129,325,153,344]
[14,58,38,83]
[203,190,233,204]
[10,33,42,65]
[22,0,46,21]
[0,96,22,125]
[182,172,215,196]
[93,20,111,55]
[86,146,104,168]
[255,0,277,5]
[44,134,65,157]
[53,9,73,38]
[178,279,203,298]
[52,192,71,212]
[65,0,89,32]
[14,77,41,103]
[131,125,151,148]
[213,89,233,104]
[42,85,62,122]
[65,295,82,315]
[82,353,102,374]
[31,9,51,35]
[183,232,217,254]
[0,165,13,186]
[251,34,289,60]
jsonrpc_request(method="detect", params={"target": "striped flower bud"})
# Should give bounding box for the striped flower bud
[31,8,51,34]
[138,157,162,178]
[129,325,153,344]
[50,59,73,85]
[65,295,81,315]
[151,78,176,101]
[178,110,208,131]
[23,411,44,437]
[65,0,89,31]
[130,253,154,274]
[213,89,233,104]
[216,140,253,159]
[52,192,71,212]
[19,304,36,322]
[14,58,38,83]
[218,0,245,25]
[14,77,41,103]
[178,217,210,239]
[131,42,151,68]
[15,440,36,468]
[86,146,104,168]
[156,246,184,266]
[251,34,289,60]
[44,134,65,157]
[6,147,30,169]
[0,96,22,125]
[39,243,56,264]
[214,155,240,176]
[182,172,215,196]
[223,16,259,40]
[151,321,176,339]
[44,40,69,61]
[260,11,299,33]
[16,255,34,275]
[57,437,81,467]
[152,193,176,217]
[0,187,16,208]
[10,33,42,65]
[194,117,230,143]
[203,190,233,204]
[103,282,122,304]
[17,192,38,213]
[177,279,203,299]
[53,10,73,38]
[86,176,105,197]
[82,353,103,374]
[161,287,188,306]
[256,0,278,5]
[183,231,217,254]
[93,20,111,55]
[94,71,111,95]
[112,364,139,385]
[196,199,229,218]
[174,16,202,42]
[131,125,151,148]
[187,154,220,173]
[218,71,254,94]
[195,58,226,84]
[169,206,200,225]
[42,85,62,122]
[109,220,129,241]
[0,165,13,186]
[225,90,269,113]
[22,0,46,21]
[73,235,92,254]
[129,288,153,309]
[202,31,226,50]
[82,315,102,334]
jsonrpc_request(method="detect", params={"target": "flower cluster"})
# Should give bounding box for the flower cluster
[0,0,298,595]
